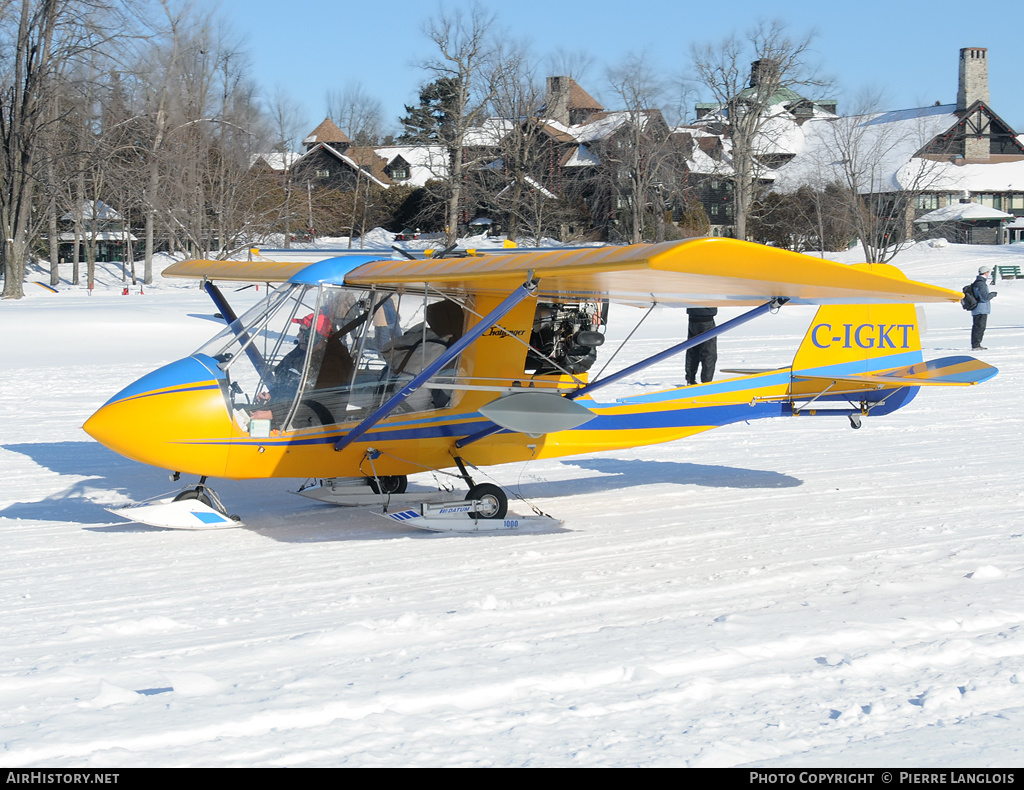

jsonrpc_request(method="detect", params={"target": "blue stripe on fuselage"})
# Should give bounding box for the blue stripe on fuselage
[102,355,224,407]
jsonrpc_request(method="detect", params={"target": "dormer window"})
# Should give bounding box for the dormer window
[390,166,409,181]
[316,169,330,179]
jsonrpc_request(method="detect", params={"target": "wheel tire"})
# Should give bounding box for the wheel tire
[465,483,508,520]
[173,488,214,508]
[367,475,408,495]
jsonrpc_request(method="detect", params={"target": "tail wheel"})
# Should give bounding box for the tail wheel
[367,475,408,495]
[465,483,508,520]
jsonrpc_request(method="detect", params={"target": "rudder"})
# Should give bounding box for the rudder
[793,265,924,376]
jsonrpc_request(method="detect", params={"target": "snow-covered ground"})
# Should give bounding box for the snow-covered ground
[2,241,1023,767]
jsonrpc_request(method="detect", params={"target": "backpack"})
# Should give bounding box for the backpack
[961,283,979,311]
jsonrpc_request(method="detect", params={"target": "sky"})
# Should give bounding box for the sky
[217,0,1023,145]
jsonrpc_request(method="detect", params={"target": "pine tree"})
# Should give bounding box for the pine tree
[398,78,460,143]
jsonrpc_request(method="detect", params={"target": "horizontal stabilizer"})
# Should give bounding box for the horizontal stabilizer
[795,356,998,389]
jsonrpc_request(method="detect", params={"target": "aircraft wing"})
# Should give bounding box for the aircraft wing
[161,259,318,283]
[343,238,962,307]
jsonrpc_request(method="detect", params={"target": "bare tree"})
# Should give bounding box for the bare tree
[1,0,71,298]
[487,42,555,244]
[132,8,269,263]
[266,87,303,246]
[326,81,386,145]
[826,113,950,262]
[419,4,505,244]
[544,48,595,88]
[603,54,677,244]
[131,0,196,282]
[777,89,951,263]
[690,20,823,241]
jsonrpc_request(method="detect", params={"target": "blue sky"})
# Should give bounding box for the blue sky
[215,0,1023,142]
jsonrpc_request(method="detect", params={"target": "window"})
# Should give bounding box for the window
[916,194,940,211]
[1010,194,1024,210]
[316,169,330,179]
[389,166,409,181]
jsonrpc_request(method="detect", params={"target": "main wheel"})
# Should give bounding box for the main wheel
[367,475,408,495]
[464,483,508,519]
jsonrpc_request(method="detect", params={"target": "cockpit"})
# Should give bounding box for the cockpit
[196,283,466,435]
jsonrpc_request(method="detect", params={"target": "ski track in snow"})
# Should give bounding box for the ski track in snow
[2,244,1024,766]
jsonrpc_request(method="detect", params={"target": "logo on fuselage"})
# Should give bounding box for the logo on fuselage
[485,327,526,338]
[810,323,914,349]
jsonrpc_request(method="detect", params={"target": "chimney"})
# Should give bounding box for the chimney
[749,59,780,89]
[545,76,571,125]
[957,47,989,111]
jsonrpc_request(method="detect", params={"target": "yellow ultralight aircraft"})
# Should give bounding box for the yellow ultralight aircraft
[84,238,997,531]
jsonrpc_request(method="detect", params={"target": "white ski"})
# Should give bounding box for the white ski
[374,503,560,533]
[106,497,243,530]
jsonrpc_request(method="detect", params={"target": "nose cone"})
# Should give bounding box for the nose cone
[84,355,235,477]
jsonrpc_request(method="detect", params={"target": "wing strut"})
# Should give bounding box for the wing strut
[203,281,238,325]
[571,297,787,400]
[203,280,270,377]
[455,298,786,449]
[333,275,539,453]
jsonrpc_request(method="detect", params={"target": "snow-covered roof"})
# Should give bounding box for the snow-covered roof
[696,88,838,126]
[772,105,964,194]
[914,202,1015,223]
[463,118,514,147]
[250,152,301,172]
[780,103,1024,196]
[563,144,600,167]
[535,119,575,142]
[374,145,449,186]
[686,143,734,177]
[570,111,655,144]
[896,156,1024,194]
[60,200,122,222]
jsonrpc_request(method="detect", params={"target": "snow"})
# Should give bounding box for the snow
[2,242,1024,767]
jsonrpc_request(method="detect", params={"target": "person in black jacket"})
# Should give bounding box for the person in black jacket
[685,306,718,386]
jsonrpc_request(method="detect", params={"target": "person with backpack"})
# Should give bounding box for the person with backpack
[970,265,997,350]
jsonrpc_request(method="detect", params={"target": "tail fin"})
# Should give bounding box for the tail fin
[793,265,923,376]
